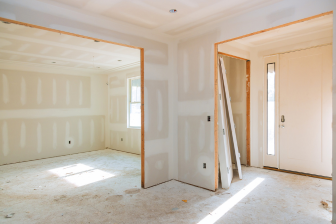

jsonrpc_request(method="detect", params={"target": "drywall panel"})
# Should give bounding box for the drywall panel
[0,1,178,187]
[0,115,105,165]
[108,67,141,155]
[177,0,335,192]
[221,56,247,165]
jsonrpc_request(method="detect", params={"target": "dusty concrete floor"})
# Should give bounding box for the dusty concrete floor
[0,149,332,224]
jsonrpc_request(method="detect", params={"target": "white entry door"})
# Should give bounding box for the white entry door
[279,45,332,177]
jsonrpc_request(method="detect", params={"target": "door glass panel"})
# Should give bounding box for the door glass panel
[267,63,275,155]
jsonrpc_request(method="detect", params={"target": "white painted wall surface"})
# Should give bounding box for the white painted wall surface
[108,67,141,155]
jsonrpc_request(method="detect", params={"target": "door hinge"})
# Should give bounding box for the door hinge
[223,129,225,135]
[227,167,229,174]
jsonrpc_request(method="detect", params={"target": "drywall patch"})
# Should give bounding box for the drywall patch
[2,121,9,156]
[90,119,95,147]
[53,122,57,149]
[183,51,189,93]
[53,78,57,105]
[37,122,42,153]
[2,74,9,104]
[79,81,83,106]
[109,95,127,124]
[66,80,70,105]
[37,78,42,104]
[78,119,83,146]
[144,80,169,141]
[20,122,26,148]
[100,118,104,142]
[20,77,26,105]
[199,47,205,91]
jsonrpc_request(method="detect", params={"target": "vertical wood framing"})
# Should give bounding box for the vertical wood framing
[246,60,251,166]
[140,48,145,188]
[214,44,219,190]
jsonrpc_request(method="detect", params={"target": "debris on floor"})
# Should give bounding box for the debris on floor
[5,213,15,218]
[321,200,328,209]
[182,200,187,203]
[172,208,179,211]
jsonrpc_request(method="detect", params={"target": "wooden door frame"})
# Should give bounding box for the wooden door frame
[214,11,333,190]
[0,17,146,188]
[218,52,251,168]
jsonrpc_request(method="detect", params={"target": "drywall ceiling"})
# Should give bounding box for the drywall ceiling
[0,21,140,74]
[38,0,282,36]
[234,14,333,47]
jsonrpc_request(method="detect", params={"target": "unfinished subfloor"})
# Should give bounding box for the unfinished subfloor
[0,149,332,223]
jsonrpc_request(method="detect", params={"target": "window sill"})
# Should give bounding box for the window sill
[127,127,141,130]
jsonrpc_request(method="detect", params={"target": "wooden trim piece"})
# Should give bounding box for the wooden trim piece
[216,11,333,45]
[246,61,251,166]
[218,52,248,61]
[263,167,332,180]
[0,17,141,50]
[140,48,145,188]
[214,44,219,190]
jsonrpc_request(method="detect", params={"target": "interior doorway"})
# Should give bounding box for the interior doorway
[214,11,333,187]
[0,17,146,187]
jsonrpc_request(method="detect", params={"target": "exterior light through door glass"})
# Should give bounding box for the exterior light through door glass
[267,63,275,155]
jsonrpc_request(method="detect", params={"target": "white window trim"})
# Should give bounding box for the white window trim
[127,76,141,129]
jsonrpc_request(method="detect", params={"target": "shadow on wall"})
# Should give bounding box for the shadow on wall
[0,70,91,109]
[0,116,105,165]
[145,152,169,187]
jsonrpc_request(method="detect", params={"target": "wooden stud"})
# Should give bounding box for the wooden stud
[0,17,141,50]
[263,167,332,180]
[246,61,251,166]
[214,44,219,190]
[141,48,145,188]
[218,52,248,61]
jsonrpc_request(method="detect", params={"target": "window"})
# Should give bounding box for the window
[267,63,275,155]
[127,77,141,128]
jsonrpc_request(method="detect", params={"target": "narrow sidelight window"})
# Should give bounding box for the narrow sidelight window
[267,63,275,155]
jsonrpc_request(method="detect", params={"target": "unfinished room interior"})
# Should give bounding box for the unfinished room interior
[0,0,335,223]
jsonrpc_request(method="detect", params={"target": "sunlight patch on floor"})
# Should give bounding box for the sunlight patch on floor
[49,163,115,187]
[198,177,264,224]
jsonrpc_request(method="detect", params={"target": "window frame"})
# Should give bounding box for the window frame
[127,76,141,129]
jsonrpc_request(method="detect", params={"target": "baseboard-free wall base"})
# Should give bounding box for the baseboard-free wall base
[263,166,332,180]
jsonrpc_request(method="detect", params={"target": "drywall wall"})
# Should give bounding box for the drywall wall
[220,55,246,165]
[0,61,107,165]
[108,67,141,155]
[177,0,335,191]
[0,0,178,188]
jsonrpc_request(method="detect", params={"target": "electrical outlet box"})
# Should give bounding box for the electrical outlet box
[121,138,123,141]
[207,116,211,122]
[203,163,206,169]
[69,141,71,144]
